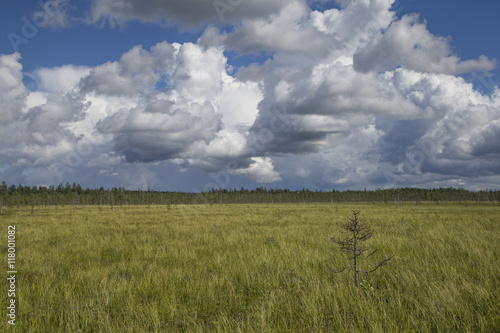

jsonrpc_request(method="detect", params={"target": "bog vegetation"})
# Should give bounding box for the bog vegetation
[0,200,498,332]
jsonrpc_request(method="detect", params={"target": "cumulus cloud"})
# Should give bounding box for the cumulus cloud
[201,1,333,58]
[236,157,282,183]
[0,53,28,124]
[0,54,89,170]
[80,41,262,170]
[471,119,500,158]
[97,99,221,162]
[6,93,89,166]
[79,42,176,96]
[30,65,91,93]
[0,41,255,183]
[310,0,396,58]
[353,14,497,74]
[229,1,499,188]
[1,0,499,189]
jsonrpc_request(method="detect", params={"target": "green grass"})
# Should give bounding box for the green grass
[1,203,499,332]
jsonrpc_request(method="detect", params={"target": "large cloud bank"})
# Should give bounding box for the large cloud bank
[1,0,499,190]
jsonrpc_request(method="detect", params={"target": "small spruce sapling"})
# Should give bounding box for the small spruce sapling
[331,209,393,287]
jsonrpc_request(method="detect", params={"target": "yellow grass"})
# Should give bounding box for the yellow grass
[1,202,499,332]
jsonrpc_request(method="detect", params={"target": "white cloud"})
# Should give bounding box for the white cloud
[25,91,48,110]
[1,0,500,190]
[0,53,91,170]
[171,43,226,103]
[80,42,177,96]
[31,65,91,93]
[192,130,248,159]
[203,1,333,57]
[236,157,282,183]
[80,41,263,170]
[218,77,261,129]
[353,14,497,74]
[0,53,28,124]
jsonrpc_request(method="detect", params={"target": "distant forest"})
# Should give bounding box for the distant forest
[0,181,498,209]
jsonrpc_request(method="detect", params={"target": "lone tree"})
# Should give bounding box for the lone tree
[331,209,393,287]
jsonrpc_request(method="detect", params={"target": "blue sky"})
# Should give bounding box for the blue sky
[0,0,499,191]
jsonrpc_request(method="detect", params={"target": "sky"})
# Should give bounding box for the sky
[0,0,499,192]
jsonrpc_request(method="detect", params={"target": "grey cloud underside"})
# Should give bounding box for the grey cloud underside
[421,159,500,178]
[97,101,222,163]
[89,0,290,28]
[249,129,331,155]
[470,122,500,158]
[378,119,431,164]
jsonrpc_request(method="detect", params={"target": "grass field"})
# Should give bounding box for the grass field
[1,202,499,332]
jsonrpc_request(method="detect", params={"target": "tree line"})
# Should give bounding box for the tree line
[0,181,498,210]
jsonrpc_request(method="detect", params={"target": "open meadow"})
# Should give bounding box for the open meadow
[1,202,499,332]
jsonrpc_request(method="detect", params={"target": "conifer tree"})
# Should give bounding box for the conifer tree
[331,209,393,287]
